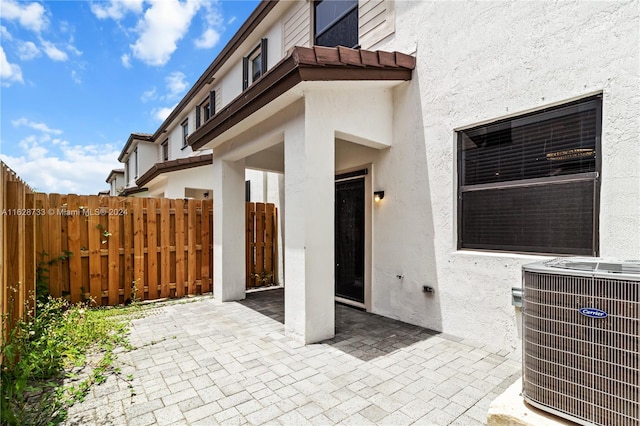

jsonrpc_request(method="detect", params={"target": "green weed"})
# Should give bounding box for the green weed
[1,296,142,425]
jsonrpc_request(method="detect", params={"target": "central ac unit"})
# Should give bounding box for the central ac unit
[522,258,639,426]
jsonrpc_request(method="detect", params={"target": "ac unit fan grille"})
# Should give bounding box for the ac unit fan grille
[523,271,639,426]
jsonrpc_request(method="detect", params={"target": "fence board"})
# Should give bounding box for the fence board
[265,203,274,285]
[188,200,197,295]
[107,197,120,305]
[201,199,212,294]
[133,198,144,301]
[48,194,63,298]
[87,196,102,304]
[67,195,82,304]
[146,198,159,300]
[160,198,171,298]
[122,199,133,302]
[175,199,185,298]
[6,182,24,320]
[24,193,36,313]
[246,203,255,287]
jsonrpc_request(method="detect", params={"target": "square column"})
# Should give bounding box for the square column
[284,111,335,344]
[213,156,246,301]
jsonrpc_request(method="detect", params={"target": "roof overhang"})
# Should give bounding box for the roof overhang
[136,153,213,187]
[151,0,280,142]
[118,133,154,162]
[106,168,124,183]
[188,46,416,151]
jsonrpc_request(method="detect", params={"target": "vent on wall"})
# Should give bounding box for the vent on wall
[522,258,639,426]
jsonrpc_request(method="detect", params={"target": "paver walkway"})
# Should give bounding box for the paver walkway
[64,288,521,425]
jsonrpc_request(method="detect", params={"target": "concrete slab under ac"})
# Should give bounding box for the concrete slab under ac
[487,378,575,426]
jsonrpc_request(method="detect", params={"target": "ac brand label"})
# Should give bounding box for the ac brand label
[579,308,608,319]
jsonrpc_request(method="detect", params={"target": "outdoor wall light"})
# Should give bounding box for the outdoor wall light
[374,191,385,202]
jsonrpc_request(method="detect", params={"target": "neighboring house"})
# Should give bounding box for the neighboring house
[117,132,153,197]
[173,0,639,350]
[105,169,125,196]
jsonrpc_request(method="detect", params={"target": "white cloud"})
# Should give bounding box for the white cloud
[17,40,40,60]
[194,1,222,49]
[1,25,13,40]
[141,87,157,102]
[12,117,63,134]
[165,71,188,99]
[227,16,236,25]
[90,0,144,20]
[0,46,23,86]
[152,105,175,122]
[0,0,48,33]
[41,40,68,61]
[194,28,219,49]
[121,53,132,68]
[71,69,81,84]
[0,121,120,194]
[130,0,200,66]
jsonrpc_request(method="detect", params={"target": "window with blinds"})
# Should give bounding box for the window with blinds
[457,95,601,255]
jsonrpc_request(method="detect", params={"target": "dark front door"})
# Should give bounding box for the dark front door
[335,177,365,303]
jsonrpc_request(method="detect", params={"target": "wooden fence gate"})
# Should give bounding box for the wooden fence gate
[246,203,278,288]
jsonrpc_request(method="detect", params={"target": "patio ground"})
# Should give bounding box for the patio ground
[63,288,521,425]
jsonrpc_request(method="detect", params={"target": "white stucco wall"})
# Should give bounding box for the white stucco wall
[146,165,214,199]
[362,0,640,352]
[136,143,156,178]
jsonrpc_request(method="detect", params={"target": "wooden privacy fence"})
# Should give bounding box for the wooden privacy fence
[246,203,278,288]
[1,161,37,343]
[34,195,213,306]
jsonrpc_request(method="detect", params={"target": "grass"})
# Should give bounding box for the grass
[1,297,146,425]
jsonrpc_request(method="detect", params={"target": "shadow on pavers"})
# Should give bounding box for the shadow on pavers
[239,288,441,362]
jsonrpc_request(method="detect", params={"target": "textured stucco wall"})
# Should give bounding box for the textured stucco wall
[159,165,214,199]
[367,0,640,352]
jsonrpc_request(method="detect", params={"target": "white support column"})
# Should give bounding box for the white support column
[284,101,335,344]
[213,155,246,301]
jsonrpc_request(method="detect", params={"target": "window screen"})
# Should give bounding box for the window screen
[458,96,601,255]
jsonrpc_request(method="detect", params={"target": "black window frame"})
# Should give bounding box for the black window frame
[314,0,359,48]
[133,147,138,180]
[161,139,169,161]
[457,95,602,256]
[181,119,189,149]
[197,89,216,129]
[243,39,268,90]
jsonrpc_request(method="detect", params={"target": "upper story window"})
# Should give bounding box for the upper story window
[196,90,216,129]
[133,148,138,179]
[243,39,268,90]
[161,139,169,161]
[314,0,358,48]
[181,119,189,148]
[457,95,602,256]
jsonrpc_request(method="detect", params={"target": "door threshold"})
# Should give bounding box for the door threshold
[335,296,366,311]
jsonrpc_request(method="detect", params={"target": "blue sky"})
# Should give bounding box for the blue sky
[0,0,259,194]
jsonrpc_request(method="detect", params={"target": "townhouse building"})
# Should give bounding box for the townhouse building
[118,0,640,352]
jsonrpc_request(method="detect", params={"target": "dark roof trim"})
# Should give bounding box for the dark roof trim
[188,46,416,150]
[119,186,148,196]
[151,0,279,142]
[136,153,213,187]
[106,168,125,183]
[117,132,154,162]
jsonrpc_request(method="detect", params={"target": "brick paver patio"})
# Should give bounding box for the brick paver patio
[63,288,521,425]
